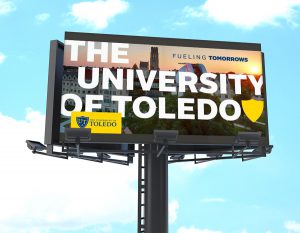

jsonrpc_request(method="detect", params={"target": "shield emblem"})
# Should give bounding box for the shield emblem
[241,99,264,122]
[76,116,89,128]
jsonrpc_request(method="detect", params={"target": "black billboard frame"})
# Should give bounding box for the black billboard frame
[45,32,270,150]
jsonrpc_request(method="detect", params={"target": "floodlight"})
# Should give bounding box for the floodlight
[153,130,178,144]
[207,153,223,158]
[170,154,185,160]
[235,132,261,143]
[128,156,134,164]
[64,128,91,142]
[252,146,265,154]
[26,140,47,152]
[233,132,261,148]
[251,145,273,155]
[153,130,179,157]
[97,153,111,159]
[266,145,273,153]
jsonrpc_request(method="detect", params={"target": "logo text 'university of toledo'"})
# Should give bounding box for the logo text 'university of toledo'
[71,112,122,134]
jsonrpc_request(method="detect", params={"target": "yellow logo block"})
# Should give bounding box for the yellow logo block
[71,112,122,134]
[241,99,264,122]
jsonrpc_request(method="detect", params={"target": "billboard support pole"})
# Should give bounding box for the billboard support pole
[138,144,168,233]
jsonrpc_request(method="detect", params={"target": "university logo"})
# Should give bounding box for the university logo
[76,116,89,128]
[242,99,264,122]
[71,112,122,134]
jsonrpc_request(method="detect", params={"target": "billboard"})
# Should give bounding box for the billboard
[45,32,270,147]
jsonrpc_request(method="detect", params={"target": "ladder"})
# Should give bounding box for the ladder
[137,144,146,233]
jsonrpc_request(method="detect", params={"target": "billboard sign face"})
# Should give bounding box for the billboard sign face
[47,32,269,146]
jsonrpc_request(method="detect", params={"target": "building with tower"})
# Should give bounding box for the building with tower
[139,61,149,70]
[150,47,159,70]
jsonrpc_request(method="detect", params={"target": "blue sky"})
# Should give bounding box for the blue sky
[0,0,300,233]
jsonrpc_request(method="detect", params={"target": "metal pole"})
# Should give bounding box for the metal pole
[144,143,168,233]
[137,144,146,233]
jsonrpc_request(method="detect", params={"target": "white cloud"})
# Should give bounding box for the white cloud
[183,6,203,18]
[200,198,225,203]
[285,221,300,232]
[70,0,129,29]
[0,52,6,64]
[173,21,188,27]
[100,224,112,232]
[35,13,50,23]
[0,109,137,232]
[183,0,300,29]
[169,200,179,224]
[137,26,148,35]
[0,0,15,15]
[177,226,222,233]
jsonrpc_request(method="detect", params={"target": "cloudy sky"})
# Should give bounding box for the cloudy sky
[0,0,300,233]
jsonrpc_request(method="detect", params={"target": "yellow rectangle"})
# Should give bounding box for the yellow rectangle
[71,112,122,134]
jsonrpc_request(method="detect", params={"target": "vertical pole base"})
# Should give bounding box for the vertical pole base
[145,144,168,233]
